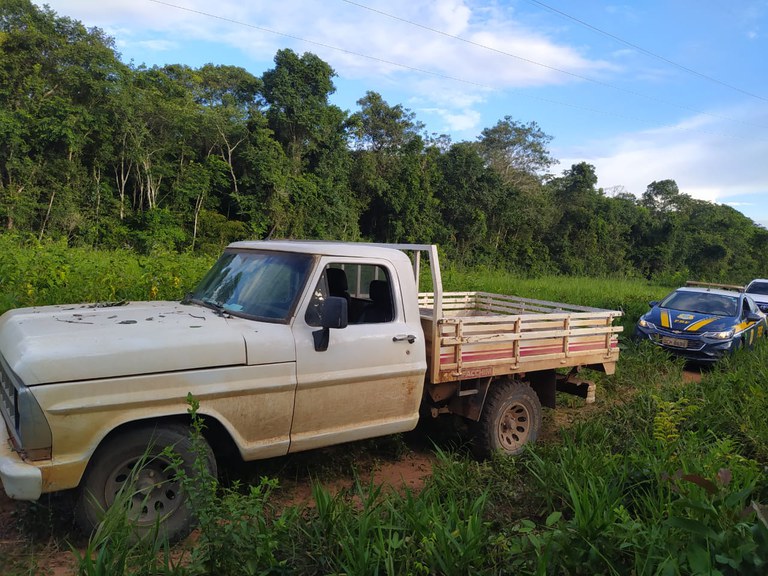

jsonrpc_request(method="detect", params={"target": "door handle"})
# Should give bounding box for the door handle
[393,334,417,343]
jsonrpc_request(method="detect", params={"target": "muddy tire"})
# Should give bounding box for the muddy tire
[473,379,542,458]
[75,424,215,542]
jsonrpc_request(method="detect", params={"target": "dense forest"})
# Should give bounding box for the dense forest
[1,0,766,281]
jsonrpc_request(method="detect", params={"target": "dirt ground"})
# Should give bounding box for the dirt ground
[682,367,704,383]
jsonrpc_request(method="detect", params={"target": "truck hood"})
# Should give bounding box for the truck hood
[0,301,292,386]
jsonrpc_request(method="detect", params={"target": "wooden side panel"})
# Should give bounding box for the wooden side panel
[420,292,623,384]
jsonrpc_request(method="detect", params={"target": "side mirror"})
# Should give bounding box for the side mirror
[746,312,762,322]
[648,301,659,308]
[312,296,348,352]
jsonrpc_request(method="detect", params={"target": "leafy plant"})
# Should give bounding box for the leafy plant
[165,395,294,575]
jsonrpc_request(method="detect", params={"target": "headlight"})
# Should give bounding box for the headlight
[638,318,656,330]
[703,329,735,340]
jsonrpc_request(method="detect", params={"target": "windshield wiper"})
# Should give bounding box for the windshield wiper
[187,296,230,317]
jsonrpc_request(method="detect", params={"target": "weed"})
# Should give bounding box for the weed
[166,395,295,575]
[295,460,496,576]
[70,452,186,576]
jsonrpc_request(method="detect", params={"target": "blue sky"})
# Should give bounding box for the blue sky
[37,0,768,227]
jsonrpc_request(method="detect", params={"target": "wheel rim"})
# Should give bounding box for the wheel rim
[104,456,183,526]
[497,402,531,452]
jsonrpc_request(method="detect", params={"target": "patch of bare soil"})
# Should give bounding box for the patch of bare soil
[274,448,436,509]
[682,368,703,383]
[0,489,80,576]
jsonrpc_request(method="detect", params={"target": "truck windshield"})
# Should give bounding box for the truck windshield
[187,250,313,323]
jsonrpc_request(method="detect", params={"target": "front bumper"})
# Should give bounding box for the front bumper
[635,326,736,363]
[0,422,42,501]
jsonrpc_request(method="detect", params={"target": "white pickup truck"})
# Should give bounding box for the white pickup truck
[0,241,622,539]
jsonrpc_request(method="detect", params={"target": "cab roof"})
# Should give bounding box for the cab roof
[226,240,419,263]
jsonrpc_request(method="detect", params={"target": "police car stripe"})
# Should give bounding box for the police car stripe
[685,317,716,332]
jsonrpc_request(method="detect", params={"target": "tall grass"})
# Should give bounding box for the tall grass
[0,235,213,314]
[442,267,673,332]
[504,340,768,575]
[0,236,671,323]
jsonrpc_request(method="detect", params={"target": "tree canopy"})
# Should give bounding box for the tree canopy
[1,0,766,282]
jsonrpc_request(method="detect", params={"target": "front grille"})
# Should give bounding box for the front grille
[0,353,51,459]
[0,353,17,435]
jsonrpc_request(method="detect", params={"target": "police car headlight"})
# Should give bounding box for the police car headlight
[703,329,735,340]
[638,318,656,330]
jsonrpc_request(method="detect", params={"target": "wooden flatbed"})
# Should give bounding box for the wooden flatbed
[418,291,622,384]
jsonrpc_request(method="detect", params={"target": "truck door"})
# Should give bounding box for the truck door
[290,258,427,453]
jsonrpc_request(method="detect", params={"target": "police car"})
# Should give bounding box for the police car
[635,283,767,363]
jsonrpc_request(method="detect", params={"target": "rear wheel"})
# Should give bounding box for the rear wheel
[474,379,542,458]
[75,424,216,542]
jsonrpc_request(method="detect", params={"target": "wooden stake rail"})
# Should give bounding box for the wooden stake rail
[418,291,623,384]
[418,291,612,314]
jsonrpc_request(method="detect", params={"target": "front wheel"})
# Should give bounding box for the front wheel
[75,424,216,542]
[473,379,542,458]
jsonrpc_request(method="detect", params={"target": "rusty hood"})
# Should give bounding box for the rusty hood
[0,301,283,385]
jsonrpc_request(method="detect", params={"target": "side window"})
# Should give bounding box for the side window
[348,264,394,324]
[305,263,394,326]
[744,296,757,316]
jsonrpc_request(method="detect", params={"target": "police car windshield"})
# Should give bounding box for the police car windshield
[661,291,738,317]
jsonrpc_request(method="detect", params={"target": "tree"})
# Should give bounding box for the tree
[436,142,503,263]
[260,49,357,239]
[233,112,291,238]
[641,179,687,213]
[262,49,340,173]
[349,91,424,152]
[546,163,635,276]
[0,0,125,239]
[349,92,437,243]
[476,116,557,188]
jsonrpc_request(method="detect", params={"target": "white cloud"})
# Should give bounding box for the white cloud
[39,0,612,86]
[560,103,768,224]
[420,107,482,133]
[430,0,472,35]
[135,39,177,52]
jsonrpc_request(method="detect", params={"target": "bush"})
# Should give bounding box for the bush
[0,235,214,314]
